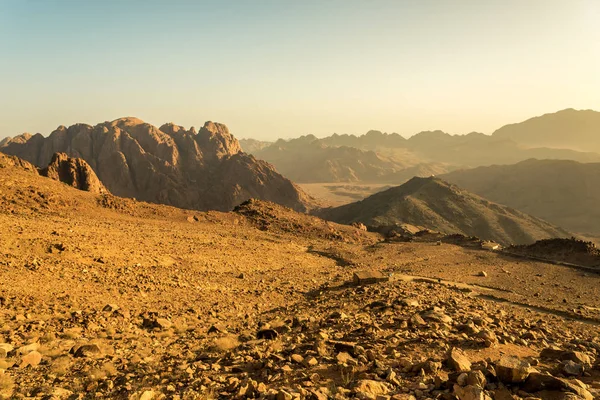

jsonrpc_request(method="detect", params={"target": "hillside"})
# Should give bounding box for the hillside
[1,154,600,399]
[318,177,570,245]
[441,159,600,236]
[247,135,451,183]
[493,108,600,152]
[1,118,314,212]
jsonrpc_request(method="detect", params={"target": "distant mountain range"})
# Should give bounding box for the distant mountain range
[242,135,451,183]
[493,108,600,152]
[318,177,570,245]
[441,159,600,236]
[1,117,314,212]
[241,109,600,184]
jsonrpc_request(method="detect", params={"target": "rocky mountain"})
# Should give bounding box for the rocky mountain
[441,159,600,236]
[244,118,600,185]
[239,138,273,154]
[319,129,408,150]
[246,135,452,183]
[493,108,600,152]
[318,176,570,245]
[405,130,600,166]
[1,118,314,212]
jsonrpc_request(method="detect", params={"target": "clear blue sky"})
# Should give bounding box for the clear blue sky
[1,0,599,140]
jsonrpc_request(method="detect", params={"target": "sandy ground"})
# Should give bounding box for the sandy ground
[1,164,600,399]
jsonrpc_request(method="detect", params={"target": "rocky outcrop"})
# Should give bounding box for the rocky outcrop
[0,151,38,172]
[39,153,107,194]
[1,118,314,212]
[0,151,109,196]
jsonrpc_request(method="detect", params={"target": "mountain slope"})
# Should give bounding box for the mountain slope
[441,159,600,236]
[1,118,314,212]
[318,177,570,245]
[248,135,451,183]
[493,108,600,152]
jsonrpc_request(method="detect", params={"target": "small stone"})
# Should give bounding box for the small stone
[353,380,389,397]
[102,304,119,312]
[478,271,488,277]
[291,354,304,364]
[399,298,420,307]
[560,351,591,366]
[20,350,42,368]
[17,342,40,355]
[0,343,14,358]
[257,328,278,340]
[353,270,388,285]
[495,356,531,383]
[155,318,172,330]
[447,347,472,372]
[453,384,492,400]
[467,370,487,388]
[139,390,156,400]
[304,356,318,367]
[561,360,584,376]
[74,344,102,358]
[276,390,293,400]
[336,352,356,365]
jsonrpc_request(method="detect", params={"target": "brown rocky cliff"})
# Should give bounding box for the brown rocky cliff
[39,153,108,195]
[1,118,314,212]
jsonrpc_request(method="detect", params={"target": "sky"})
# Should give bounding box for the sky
[0,0,599,140]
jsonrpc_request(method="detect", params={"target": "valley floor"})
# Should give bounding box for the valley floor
[1,166,600,399]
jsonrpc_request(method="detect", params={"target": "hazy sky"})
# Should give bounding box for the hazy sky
[1,0,599,140]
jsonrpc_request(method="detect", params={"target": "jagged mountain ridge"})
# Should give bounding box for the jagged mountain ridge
[243,134,452,183]
[241,110,600,185]
[318,176,570,245]
[1,117,314,212]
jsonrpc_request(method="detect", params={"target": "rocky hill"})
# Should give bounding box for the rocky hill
[39,152,107,195]
[0,152,107,195]
[318,177,570,245]
[493,108,600,152]
[441,159,600,236]
[1,118,314,212]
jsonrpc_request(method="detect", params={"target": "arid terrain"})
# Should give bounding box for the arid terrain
[2,153,600,400]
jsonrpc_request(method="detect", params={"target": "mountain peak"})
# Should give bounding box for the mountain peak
[110,117,145,127]
[319,177,569,245]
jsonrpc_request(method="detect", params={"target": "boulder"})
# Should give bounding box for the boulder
[353,380,390,398]
[353,270,388,285]
[495,356,531,383]
[453,384,492,400]
[447,348,472,372]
